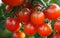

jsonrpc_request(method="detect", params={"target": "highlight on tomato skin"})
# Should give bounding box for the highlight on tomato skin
[21,0,32,9]
[5,17,21,32]
[37,23,52,36]
[15,8,31,24]
[54,20,60,33]
[6,5,12,13]
[2,0,24,6]
[12,31,25,38]
[43,4,60,20]
[31,11,45,26]
[24,22,36,35]
[31,4,42,11]
[51,33,60,38]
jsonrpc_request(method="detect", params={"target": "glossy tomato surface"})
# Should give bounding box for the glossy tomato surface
[32,4,41,11]
[16,8,31,24]
[52,33,60,38]
[13,31,25,38]
[54,20,60,32]
[21,0,32,9]
[37,23,52,36]
[2,0,24,6]
[44,4,60,20]
[24,22,36,35]
[31,11,45,26]
[5,17,21,32]
[6,5,12,13]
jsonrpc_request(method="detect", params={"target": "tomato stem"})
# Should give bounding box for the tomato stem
[51,20,56,34]
[47,0,51,4]
[39,0,47,8]
[48,20,51,24]
[26,35,35,38]
[43,36,47,38]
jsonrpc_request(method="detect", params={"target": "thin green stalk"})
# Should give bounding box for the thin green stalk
[47,0,51,4]
[43,36,47,38]
[39,0,47,8]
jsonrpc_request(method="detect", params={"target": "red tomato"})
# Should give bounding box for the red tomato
[5,17,21,32]
[52,33,60,38]
[37,23,52,36]
[44,4,60,20]
[31,11,45,26]
[2,0,24,6]
[54,20,60,32]
[32,4,42,11]
[16,8,31,24]
[24,22,36,35]
[6,5,12,13]
[21,0,32,9]
[13,31,25,38]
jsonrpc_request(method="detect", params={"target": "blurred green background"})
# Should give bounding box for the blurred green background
[0,0,60,38]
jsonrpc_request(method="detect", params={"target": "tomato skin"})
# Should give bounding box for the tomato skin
[5,17,21,32]
[52,33,60,38]
[16,8,31,24]
[32,4,41,11]
[21,0,32,9]
[37,23,52,36]
[13,31,25,38]
[6,5,12,13]
[24,22,36,35]
[2,0,24,6]
[31,11,45,26]
[54,20,60,32]
[44,4,60,20]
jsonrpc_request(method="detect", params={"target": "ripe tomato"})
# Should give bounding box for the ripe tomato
[2,0,24,6]
[32,4,41,11]
[54,20,60,32]
[16,8,31,24]
[13,31,25,38]
[37,23,52,36]
[24,22,36,35]
[6,5,12,13]
[52,33,60,38]
[5,17,21,32]
[21,0,32,9]
[31,11,45,26]
[44,4,60,20]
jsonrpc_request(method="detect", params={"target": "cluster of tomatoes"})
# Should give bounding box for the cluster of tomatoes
[2,0,60,38]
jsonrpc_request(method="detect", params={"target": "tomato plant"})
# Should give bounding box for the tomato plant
[5,17,21,32]
[1,0,60,38]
